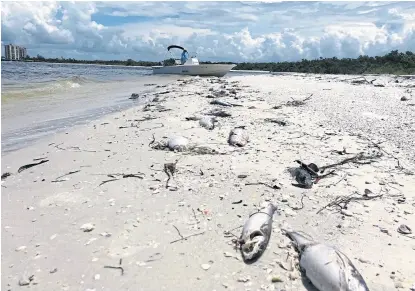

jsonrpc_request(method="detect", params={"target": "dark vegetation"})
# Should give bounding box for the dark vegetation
[7,50,415,75]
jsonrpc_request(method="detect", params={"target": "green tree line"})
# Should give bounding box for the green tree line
[6,50,414,75]
[231,50,415,75]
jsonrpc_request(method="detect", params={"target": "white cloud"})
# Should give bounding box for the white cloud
[1,1,414,62]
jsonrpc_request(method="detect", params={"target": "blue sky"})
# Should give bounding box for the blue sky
[1,1,415,62]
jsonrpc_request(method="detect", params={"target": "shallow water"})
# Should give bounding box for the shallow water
[1,62,179,154]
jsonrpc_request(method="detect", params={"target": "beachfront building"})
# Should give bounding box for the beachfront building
[4,44,27,60]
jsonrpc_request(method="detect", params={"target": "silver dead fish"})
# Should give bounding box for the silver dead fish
[167,136,189,152]
[228,127,249,147]
[239,203,278,262]
[283,230,369,291]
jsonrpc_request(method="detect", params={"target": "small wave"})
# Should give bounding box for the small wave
[1,75,97,101]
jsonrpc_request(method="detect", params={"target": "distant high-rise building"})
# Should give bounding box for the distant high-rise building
[4,44,27,60]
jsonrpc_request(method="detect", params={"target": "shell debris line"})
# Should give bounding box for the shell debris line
[1,73,414,291]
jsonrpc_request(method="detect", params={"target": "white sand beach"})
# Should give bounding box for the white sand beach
[2,73,415,291]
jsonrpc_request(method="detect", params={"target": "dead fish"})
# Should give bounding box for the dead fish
[167,136,189,152]
[228,127,249,147]
[283,230,369,291]
[239,203,278,262]
[210,99,233,107]
[199,116,218,130]
[206,109,232,118]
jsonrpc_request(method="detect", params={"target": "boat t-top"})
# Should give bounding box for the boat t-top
[152,45,236,77]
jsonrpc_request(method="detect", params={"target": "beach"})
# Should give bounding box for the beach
[2,71,415,291]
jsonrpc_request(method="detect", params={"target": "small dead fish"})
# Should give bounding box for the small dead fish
[210,99,233,107]
[228,127,249,147]
[239,203,278,262]
[167,136,189,152]
[283,230,369,291]
[199,117,218,130]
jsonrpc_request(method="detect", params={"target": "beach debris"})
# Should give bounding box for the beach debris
[287,194,306,211]
[238,203,278,262]
[185,116,201,121]
[228,127,249,147]
[15,246,27,252]
[199,116,218,130]
[50,268,58,274]
[272,94,313,109]
[283,229,369,291]
[51,170,81,183]
[205,108,232,118]
[349,76,375,85]
[264,118,288,126]
[210,99,243,107]
[164,159,180,188]
[170,225,205,244]
[98,172,144,186]
[210,99,233,107]
[401,96,409,101]
[1,172,12,180]
[317,190,383,215]
[18,274,34,286]
[80,223,95,232]
[201,263,211,270]
[149,134,223,155]
[129,93,139,100]
[104,258,124,276]
[237,276,251,283]
[271,276,283,283]
[319,151,383,172]
[17,159,49,173]
[397,224,412,235]
[341,209,353,217]
[245,181,281,190]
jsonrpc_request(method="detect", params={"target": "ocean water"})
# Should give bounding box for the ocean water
[1,61,179,154]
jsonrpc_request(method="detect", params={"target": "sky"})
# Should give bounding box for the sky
[1,1,415,62]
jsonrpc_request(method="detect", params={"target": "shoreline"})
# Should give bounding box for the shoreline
[1,75,182,155]
[2,74,414,291]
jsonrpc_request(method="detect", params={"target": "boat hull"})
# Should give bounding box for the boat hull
[152,64,236,77]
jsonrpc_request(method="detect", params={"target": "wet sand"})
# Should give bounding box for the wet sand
[2,74,414,291]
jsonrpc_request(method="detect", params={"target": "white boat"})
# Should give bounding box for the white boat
[152,45,236,77]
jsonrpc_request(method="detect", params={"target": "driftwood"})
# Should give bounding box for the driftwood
[320,152,383,172]
[51,170,81,183]
[317,191,383,214]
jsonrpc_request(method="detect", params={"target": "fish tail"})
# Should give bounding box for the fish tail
[284,230,314,249]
